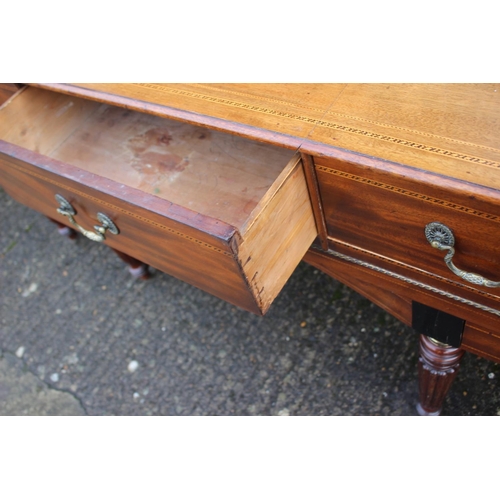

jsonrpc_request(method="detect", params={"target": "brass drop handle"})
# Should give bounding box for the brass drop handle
[425,222,500,288]
[55,194,119,242]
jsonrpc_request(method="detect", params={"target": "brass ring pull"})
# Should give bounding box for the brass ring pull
[425,222,500,288]
[55,194,119,242]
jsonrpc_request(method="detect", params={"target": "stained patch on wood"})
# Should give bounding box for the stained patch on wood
[128,127,173,152]
[134,151,186,172]
[126,128,188,190]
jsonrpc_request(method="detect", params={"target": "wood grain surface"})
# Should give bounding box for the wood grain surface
[32,83,500,191]
[235,155,317,313]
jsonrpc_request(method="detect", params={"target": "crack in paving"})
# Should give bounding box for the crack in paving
[0,349,88,416]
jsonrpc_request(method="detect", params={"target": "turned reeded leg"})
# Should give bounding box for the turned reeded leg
[417,334,465,416]
[111,248,151,280]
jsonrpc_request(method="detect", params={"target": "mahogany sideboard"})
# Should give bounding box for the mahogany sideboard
[1,83,499,415]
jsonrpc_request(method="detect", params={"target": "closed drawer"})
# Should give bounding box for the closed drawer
[0,87,317,314]
[314,155,500,315]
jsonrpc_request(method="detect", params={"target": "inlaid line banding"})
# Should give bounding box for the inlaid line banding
[4,160,233,256]
[184,84,500,155]
[316,165,500,223]
[133,84,500,170]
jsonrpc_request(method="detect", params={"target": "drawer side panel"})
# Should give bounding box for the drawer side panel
[236,156,317,313]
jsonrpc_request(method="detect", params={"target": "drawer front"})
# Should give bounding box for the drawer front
[0,149,264,314]
[314,155,500,310]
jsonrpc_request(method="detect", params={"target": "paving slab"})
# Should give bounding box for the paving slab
[0,350,86,416]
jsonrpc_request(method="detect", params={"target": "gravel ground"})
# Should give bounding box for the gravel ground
[1,186,499,416]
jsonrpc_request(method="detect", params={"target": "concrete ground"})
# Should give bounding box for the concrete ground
[1,186,499,416]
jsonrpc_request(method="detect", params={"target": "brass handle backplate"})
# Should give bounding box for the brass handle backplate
[425,222,500,288]
[55,194,119,242]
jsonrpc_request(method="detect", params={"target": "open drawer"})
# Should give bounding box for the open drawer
[0,86,317,314]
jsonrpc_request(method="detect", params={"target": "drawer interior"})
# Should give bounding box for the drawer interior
[0,86,318,313]
[0,86,297,230]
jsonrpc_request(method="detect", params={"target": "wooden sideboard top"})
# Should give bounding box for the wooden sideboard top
[32,83,500,191]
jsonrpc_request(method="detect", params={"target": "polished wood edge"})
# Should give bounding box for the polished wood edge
[311,143,500,202]
[29,83,304,152]
[300,153,328,250]
[315,160,500,221]
[0,139,237,244]
[460,344,500,364]
[460,322,500,363]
